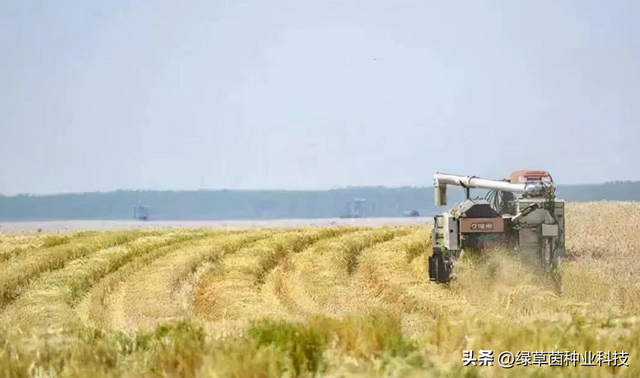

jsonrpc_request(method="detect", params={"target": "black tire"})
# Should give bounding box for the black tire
[429,247,453,283]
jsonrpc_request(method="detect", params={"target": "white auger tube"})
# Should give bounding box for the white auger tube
[434,173,538,206]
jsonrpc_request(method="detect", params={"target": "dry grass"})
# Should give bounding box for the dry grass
[0,202,639,377]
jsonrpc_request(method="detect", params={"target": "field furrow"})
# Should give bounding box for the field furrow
[0,229,208,332]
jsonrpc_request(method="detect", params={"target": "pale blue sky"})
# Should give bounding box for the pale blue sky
[1,1,639,194]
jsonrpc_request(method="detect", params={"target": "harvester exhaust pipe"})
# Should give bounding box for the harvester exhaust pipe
[435,182,447,206]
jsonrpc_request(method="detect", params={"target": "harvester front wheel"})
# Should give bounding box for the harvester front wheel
[429,247,453,283]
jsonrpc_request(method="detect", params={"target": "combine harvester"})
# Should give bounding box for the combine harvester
[429,170,565,283]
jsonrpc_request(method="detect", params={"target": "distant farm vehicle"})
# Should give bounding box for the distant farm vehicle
[341,198,368,218]
[133,204,150,221]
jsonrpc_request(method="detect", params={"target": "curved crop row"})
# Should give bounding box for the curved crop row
[97,230,274,332]
[0,230,157,310]
[192,227,358,329]
[270,227,406,319]
[352,228,469,332]
[78,230,272,332]
[1,229,211,332]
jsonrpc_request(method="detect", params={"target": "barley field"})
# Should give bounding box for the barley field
[0,202,639,377]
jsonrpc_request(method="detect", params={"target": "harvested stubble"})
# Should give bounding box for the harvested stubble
[0,202,639,377]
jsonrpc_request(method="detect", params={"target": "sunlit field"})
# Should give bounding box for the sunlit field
[0,202,639,377]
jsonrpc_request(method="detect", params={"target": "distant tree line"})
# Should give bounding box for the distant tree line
[0,182,638,221]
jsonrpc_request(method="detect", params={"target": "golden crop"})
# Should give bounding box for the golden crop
[0,202,639,377]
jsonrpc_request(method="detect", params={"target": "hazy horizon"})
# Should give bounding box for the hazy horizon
[2,180,634,197]
[2,1,639,195]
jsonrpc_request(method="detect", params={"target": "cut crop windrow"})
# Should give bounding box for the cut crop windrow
[0,229,213,332]
[0,233,61,263]
[0,230,161,311]
[82,230,270,331]
[192,227,359,326]
[271,228,408,318]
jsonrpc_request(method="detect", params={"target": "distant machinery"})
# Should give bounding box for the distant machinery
[133,202,150,221]
[342,198,368,218]
[403,209,420,217]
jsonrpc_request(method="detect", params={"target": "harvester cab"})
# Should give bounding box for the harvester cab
[429,170,565,283]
